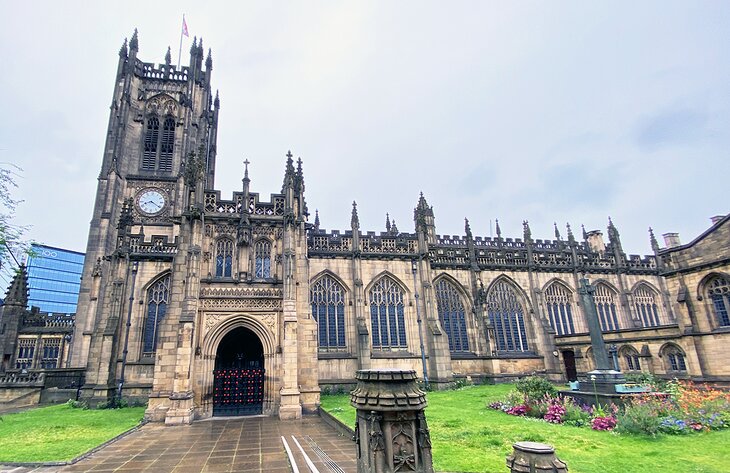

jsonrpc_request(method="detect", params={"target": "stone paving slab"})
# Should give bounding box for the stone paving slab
[0,416,357,473]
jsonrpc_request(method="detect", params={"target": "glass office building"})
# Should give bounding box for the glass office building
[26,244,85,314]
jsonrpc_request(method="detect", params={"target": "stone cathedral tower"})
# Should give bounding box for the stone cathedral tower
[71,31,317,424]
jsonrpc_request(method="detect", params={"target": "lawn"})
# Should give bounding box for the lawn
[321,384,730,473]
[0,404,145,463]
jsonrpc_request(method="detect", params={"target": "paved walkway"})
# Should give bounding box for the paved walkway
[1,416,357,473]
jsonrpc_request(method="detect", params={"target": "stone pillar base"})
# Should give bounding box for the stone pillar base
[279,387,302,420]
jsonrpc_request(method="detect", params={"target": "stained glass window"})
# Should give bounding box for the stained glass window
[544,282,575,335]
[594,283,620,332]
[634,284,662,327]
[143,274,170,355]
[369,276,407,349]
[310,275,346,350]
[707,276,730,327]
[215,238,234,277]
[434,279,469,352]
[254,240,271,278]
[487,280,528,352]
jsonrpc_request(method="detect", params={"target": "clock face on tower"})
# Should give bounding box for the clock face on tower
[136,188,167,216]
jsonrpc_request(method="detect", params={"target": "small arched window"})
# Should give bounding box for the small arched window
[254,240,271,278]
[215,238,234,277]
[486,280,529,352]
[634,284,661,327]
[310,275,346,350]
[434,279,469,352]
[142,115,175,172]
[544,282,576,335]
[707,275,730,327]
[369,276,407,350]
[663,344,687,372]
[594,283,620,332]
[143,274,171,355]
[621,346,641,371]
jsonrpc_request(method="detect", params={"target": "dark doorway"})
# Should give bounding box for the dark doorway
[562,350,577,382]
[213,327,265,416]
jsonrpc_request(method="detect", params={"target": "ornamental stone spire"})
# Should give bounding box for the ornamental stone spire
[351,201,360,229]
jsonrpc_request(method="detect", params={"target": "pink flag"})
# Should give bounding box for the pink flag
[182,16,189,37]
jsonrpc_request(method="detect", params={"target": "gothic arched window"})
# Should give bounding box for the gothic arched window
[215,238,234,277]
[594,283,620,332]
[662,344,687,372]
[142,116,175,172]
[254,240,271,278]
[634,283,661,327]
[621,346,641,371]
[544,282,575,335]
[310,275,346,350]
[707,275,730,327]
[143,274,170,355]
[487,280,529,352]
[369,276,407,350]
[435,279,469,352]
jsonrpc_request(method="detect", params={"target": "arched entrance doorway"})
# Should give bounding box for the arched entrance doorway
[213,327,265,416]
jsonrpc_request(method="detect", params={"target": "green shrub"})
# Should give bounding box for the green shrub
[615,403,663,435]
[516,376,557,404]
[65,399,89,410]
[562,401,591,427]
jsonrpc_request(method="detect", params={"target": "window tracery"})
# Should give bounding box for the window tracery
[434,279,469,352]
[544,282,575,335]
[486,280,528,352]
[634,283,661,327]
[707,275,730,327]
[663,344,687,372]
[310,275,346,350]
[594,283,620,332]
[369,276,407,350]
[254,240,271,278]
[143,274,170,355]
[215,238,234,277]
[621,346,641,371]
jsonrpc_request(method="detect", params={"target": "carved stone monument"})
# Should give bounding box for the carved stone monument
[506,442,568,473]
[350,369,434,473]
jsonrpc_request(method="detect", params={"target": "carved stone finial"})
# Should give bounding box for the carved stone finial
[205,48,213,69]
[4,264,28,307]
[386,213,391,233]
[581,224,588,240]
[391,219,399,234]
[649,227,659,252]
[165,46,172,65]
[465,218,473,240]
[554,222,562,240]
[314,209,320,230]
[351,201,360,229]
[129,28,139,51]
[214,90,220,108]
[495,218,502,239]
[190,36,198,55]
[523,220,532,242]
[243,159,250,180]
[119,38,128,58]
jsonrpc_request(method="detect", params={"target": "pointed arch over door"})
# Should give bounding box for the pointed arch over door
[434,277,470,352]
[486,279,529,352]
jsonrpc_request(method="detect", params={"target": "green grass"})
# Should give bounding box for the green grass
[0,404,145,462]
[321,384,730,473]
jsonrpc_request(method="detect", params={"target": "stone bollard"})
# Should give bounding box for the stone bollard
[350,369,434,473]
[506,442,568,473]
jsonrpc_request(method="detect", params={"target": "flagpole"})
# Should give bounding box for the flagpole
[177,14,185,69]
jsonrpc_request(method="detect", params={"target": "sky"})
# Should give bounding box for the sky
[0,1,728,277]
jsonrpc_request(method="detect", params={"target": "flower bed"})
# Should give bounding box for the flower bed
[488,376,730,435]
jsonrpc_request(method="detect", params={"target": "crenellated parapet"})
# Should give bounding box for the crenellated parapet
[204,190,286,217]
[308,229,418,258]
[134,59,190,82]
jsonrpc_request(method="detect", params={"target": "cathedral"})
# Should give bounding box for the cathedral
[2,31,729,424]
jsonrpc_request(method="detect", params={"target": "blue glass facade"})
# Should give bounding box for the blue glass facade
[26,244,85,314]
